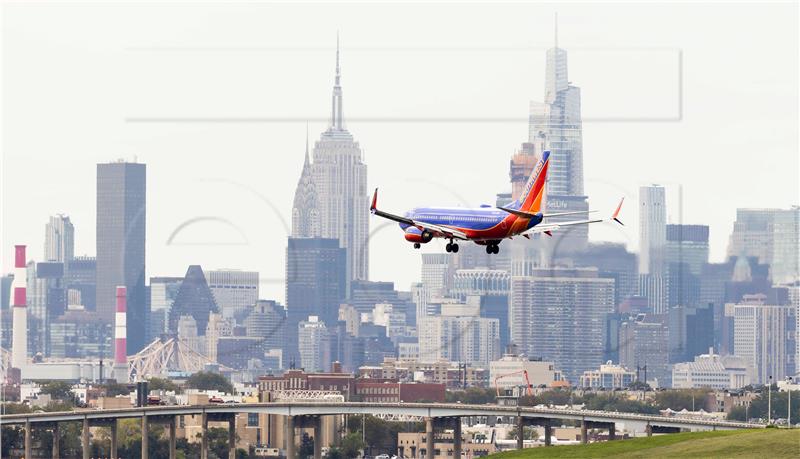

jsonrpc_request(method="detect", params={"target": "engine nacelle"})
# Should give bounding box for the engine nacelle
[404,227,433,244]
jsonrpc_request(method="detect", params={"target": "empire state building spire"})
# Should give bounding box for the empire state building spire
[330,34,344,131]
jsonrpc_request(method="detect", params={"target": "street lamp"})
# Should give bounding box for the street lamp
[786,376,794,429]
[768,376,773,425]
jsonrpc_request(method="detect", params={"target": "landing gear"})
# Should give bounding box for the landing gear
[445,241,460,253]
[413,243,421,249]
[485,243,500,254]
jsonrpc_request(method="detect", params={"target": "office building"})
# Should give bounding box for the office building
[205,269,259,323]
[291,41,369,284]
[452,268,511,348]
[671,349,752,390]
[639,185,667,313]
[619,314,670,387]
[418,312,500,367]
[27,261,66,357]
[489,354,560,388]
[298,316,331,372]
[244,300,286,366]
[49,308,111,359]
[727,207,800,285]
[168,265,219,337]
[771,207,800,285]
[96,160,146,354]
[511,267,614,383]
[568,242,639,308]
[44,215,74,264]
[65,256,96,311]
[731,294,795,384]
[148,276,183,342]
[665,224,709,276]
[285,237,346,365]
[525,25,589,251]
[580,362,636,389]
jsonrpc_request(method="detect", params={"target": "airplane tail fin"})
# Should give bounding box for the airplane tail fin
[512,150,550,213]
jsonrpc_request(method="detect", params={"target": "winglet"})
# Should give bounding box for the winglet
[370,188,378,213]
[612,197,624,225]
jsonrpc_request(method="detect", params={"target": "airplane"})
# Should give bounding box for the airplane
[369,150,624,254]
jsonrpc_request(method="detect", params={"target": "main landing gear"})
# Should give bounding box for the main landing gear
[413,243,421,249]
[445,241,460,253]
[485,243,500,254]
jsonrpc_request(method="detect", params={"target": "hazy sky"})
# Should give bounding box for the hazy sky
[2,1,798,303]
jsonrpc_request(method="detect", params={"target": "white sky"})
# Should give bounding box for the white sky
[2,1,798,303]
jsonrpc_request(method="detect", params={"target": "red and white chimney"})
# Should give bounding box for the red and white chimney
[11,245,27,370]
[113,286,128,382]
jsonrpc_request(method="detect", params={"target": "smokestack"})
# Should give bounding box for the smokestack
[11,245,27,371]
[113,286,128,382]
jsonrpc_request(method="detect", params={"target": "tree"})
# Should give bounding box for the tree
[627,381,652,391]
[102,382,132,397]
[727,390,799,425]
[445,388,496,404]
[298,432,315,459]
[341,432,366,459]
[148,377,180,393]
[39,381,74,401]
[185,371,234,394]
[327,446,345,459]
[654,389,710,411]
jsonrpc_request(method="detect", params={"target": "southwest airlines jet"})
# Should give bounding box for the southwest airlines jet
[370,151,624,254]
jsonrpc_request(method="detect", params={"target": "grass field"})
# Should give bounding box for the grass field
[491,428,800,458]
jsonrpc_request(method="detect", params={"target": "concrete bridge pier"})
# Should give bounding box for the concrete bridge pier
[646,422,653,437]
[141,414,149,459]
[82,417,90,459]
[110,420,118,459]
[544,421,552,446]
[286,415,297,459]
[24,420,32,459]
[229,414,238,459]
[168,417,177,459]
[581,419,588,444]
[609,423,616,441]
[425,417,434,459]
[201,412,209,459]
[51,423,60,459]
[313,416,322,459]
[516,416,525,449]
[452,418,462,459]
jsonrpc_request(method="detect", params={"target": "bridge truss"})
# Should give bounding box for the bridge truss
[127,337,229,382]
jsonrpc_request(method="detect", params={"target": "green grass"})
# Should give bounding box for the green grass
[491,428,800,458]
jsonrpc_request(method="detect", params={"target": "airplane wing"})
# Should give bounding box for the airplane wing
[370,188,468,240]
[522,198,625,236]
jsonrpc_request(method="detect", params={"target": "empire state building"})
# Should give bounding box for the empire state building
[291,39,369,285]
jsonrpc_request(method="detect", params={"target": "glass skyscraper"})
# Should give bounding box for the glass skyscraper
[96,161,146,354]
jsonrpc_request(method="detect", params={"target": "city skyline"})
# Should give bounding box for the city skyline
[2,3,798,303]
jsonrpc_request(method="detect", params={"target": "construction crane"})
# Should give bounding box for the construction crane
[494,369,534,397]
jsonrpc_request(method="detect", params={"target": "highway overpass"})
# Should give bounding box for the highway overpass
[0,401,763,459]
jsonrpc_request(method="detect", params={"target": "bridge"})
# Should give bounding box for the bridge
[0,401,763,459]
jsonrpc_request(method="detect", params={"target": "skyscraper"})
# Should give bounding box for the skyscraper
[168,265,219,336]
[511,267,615,383]
[291,39,369,284]
[204,269,259,323]
[525,19,589,252]
[44,214,74,263]
[619,314,670,387]
[96,160,146,354]
[285,237,346,365]
[298,316,331,372]
[639,185,667,314]
[731,294,795,384]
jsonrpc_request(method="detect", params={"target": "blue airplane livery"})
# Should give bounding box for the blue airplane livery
[370,151,624,254]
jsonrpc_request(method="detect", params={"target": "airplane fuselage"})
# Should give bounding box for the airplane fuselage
[400,206,543,242]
